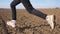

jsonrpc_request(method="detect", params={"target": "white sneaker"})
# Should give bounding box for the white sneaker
[46,15,55,30]
[7,20,16,28]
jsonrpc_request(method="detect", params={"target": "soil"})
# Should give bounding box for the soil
[0,8,60,34]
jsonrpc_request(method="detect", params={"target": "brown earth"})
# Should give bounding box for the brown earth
[0,8,60,34]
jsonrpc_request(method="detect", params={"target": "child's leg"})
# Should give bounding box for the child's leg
[7,0,21,27]
[21,0,55,30]
[21,0,47,19]
[10,0,21,20]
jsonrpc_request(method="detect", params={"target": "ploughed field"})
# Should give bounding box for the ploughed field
[0,8,60,34]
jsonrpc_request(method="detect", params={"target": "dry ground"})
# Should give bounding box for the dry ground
[0,8,60,34]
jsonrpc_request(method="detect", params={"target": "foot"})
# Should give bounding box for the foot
[7,20,16,28]
[46,15,55,30]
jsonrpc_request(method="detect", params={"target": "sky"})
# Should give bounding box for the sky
[0,0,60,9]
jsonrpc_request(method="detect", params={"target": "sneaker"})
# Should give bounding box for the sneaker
[46,15,55,30]
[7,20,16,28]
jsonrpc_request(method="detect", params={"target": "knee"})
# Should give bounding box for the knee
[10,3,16,7]
[28,9,36,13]
[27,9,33,13]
